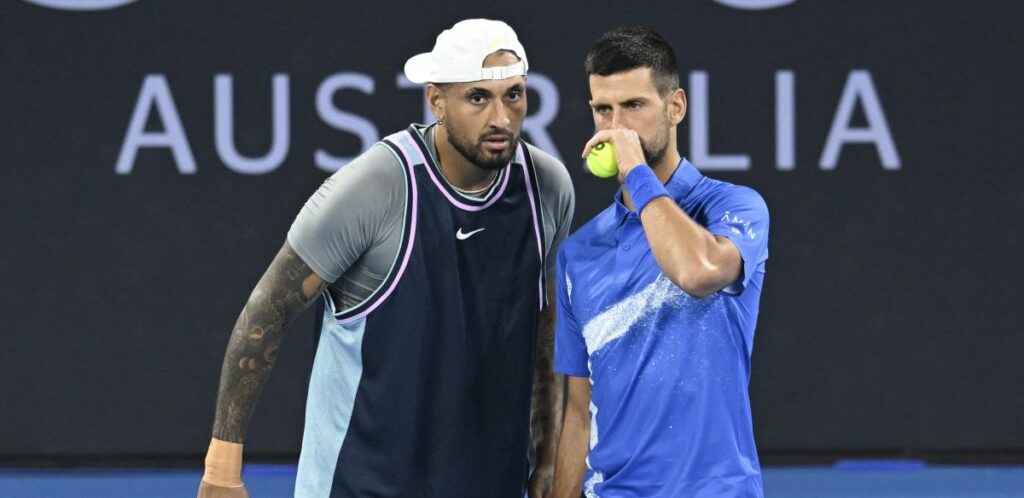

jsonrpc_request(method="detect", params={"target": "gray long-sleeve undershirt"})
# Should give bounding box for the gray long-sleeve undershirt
[287,126,575,311]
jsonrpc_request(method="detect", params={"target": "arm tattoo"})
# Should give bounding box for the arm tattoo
[211,242,327,443]
[530,305,564,469]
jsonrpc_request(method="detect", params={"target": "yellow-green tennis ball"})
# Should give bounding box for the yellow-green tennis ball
[587,142,618,178]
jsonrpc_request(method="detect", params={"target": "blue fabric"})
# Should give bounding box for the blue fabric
[554,159,769,497]
[295,314,365,497]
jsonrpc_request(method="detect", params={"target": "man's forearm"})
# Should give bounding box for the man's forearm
[211,243,326,443]
[636,194,741,297]
[552,409,589,498]
[531,305,564,471]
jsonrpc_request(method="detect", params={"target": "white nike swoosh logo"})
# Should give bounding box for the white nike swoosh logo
[456,227,486,240]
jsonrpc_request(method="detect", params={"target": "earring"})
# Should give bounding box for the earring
[436,117,445,127]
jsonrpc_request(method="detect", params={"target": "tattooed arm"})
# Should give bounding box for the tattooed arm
[528,278,565,498]
[213,241,327,441]
[198,241,327,496]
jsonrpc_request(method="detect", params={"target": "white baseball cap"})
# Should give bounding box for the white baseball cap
[404,19,529,84]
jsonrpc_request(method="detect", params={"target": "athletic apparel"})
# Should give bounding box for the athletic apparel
[292,124,574,498]
[288,125,573,310]
[554,159,769,498]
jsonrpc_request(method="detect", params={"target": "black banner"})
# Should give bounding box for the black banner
[2,0,1022,456]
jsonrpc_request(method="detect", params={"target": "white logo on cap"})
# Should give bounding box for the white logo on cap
[21,0,139,10]
[712,0,797,10]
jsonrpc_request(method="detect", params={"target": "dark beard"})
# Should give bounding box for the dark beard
[641,139,667,169]
[445,120,517,171]
[640,114,672,168]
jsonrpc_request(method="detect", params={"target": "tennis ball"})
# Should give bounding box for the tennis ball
[586,142,618,178]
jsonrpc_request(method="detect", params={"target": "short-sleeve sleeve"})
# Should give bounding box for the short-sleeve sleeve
[528,144,576,276]
[286,144,405,283]
[553,245,590,377]
[704,185,770,295]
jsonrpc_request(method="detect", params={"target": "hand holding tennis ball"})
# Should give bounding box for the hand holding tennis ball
[582,127,646,181]
[586,142,618,178]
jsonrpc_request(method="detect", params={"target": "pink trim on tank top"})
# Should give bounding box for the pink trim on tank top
[520,151,546,310]
[414,131,511,212]
[337,137,419,325]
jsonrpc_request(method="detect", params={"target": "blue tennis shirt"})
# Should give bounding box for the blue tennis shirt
[554,159,769,497]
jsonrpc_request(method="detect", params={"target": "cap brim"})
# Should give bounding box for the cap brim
[404,52,434,84]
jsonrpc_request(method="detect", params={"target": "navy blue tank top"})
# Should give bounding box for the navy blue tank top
[296,125,546,498]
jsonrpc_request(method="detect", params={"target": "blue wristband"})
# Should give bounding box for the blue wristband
[624,165,669,214]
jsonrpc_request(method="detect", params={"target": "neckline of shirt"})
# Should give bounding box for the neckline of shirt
[422,124,506,202]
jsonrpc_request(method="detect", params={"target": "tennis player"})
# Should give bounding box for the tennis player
[198,18,574,498]
[552,27,769,498]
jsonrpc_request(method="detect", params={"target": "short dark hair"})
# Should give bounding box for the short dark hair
[584,27,680,95]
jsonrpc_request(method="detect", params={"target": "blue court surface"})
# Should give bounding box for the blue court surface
[2,463,1024,497]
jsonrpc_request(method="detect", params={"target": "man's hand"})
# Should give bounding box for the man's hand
[197,481,249,498]
[528,465,555,498]
[581,126,647,182]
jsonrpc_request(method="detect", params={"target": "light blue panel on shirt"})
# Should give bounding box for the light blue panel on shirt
[295,310,366,498]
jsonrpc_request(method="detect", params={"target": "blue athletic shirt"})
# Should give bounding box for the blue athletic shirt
[554,159,769,498]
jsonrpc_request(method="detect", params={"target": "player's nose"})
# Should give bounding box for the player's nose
[489,101,512,129]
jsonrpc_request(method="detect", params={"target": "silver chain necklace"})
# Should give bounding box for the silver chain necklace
[439,164,498,196]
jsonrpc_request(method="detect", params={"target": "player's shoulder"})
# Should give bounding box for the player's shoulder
[523,141,563,168]
[523,142,573,194]
[338,142,405,179]
[310,142,407,211]
[560,202,618,257]
[696,176,768,214]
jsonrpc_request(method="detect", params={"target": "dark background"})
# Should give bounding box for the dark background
[2,0,1022,461]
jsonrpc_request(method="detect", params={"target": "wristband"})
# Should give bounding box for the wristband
[624,165,669,214]
[202,438,244,487]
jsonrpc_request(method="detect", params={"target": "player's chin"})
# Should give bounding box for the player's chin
[475,149,514,170]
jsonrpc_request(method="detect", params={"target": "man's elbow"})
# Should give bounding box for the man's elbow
[669,265,726,299]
